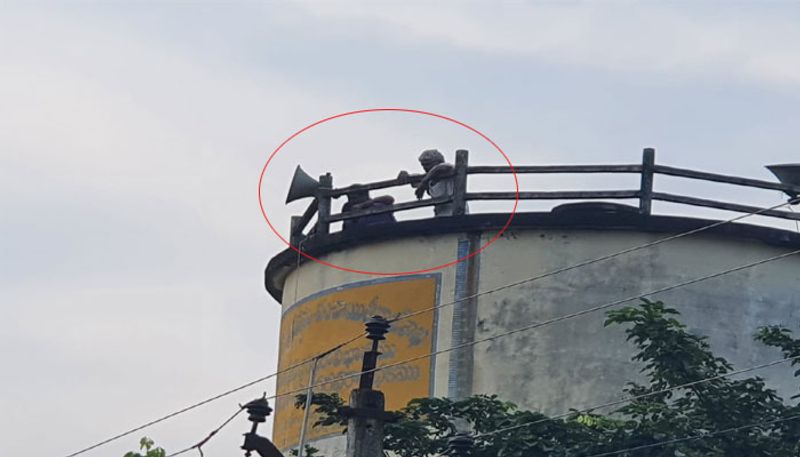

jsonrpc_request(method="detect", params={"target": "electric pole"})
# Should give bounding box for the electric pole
[339,315,396,457]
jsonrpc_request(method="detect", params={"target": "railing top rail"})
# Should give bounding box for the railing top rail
[468,164,642,174]
[289,149,800,241]
[325,164,800,196]
[654,164,800,195]
[327,196,452,222]
[465,190,640,201]
[328,175,424,197]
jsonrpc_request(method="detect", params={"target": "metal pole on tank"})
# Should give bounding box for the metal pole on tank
[297,355,321,457]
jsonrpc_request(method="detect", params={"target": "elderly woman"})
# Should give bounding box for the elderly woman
[342,187,396,230]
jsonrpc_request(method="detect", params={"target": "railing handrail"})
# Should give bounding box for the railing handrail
[326,196,452,223]
[467,164,642,174]
[288,149,800,242]
[465,190,641,200]
[653,164,796,193]
[328,175,425,197]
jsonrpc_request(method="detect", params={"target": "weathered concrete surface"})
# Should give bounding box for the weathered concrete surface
[472,229,800,415]
[276,233,461,454]
[271,218,800,450]
[281,233,460,401]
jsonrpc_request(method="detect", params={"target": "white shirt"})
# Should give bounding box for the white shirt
[429,177,468,216]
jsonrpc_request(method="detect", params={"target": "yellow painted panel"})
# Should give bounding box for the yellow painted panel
[273,276,438,450]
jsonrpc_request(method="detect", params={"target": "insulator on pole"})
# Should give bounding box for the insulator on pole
[365,315,390,342]
[244,397,273,424]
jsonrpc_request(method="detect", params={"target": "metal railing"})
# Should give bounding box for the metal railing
[289,149,800,244]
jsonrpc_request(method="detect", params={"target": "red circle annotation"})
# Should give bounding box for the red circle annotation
[258,108,519,276]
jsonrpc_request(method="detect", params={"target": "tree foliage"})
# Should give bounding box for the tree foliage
[296,300,800,456]
[123,437,166,457]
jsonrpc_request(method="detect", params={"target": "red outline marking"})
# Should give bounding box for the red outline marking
[258,108,519,276]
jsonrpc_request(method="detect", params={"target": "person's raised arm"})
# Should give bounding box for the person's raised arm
[415,163,454,199]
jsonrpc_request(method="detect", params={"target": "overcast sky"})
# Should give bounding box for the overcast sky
[2,2,800,457]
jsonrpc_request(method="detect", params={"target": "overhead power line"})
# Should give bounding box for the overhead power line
[61,339,357,457]
[278,198,799,369]
[264,198,800,399]
[475,354,800,438]
[388,198,800,325]
[167,356,800,457]
[164,406,244,457]
[581,414,800,457]
[166,338,800,456]
[61,198,798,457]
[264,246,800,404]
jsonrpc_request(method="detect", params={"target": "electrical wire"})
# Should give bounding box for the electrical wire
[788,204,800,233]
[388,198,799,326]
[61,198,799,457]
[293,238,306,313]
[263,246,800,403]
[164,406,245,457]
[579,414,800,457]
[61,338,357,457]
[163,354,800,457]
[474,354,800,439]
[271,198,800,402]
[167,334,800,455]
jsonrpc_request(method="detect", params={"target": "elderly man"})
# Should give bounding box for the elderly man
[398,149,465,216]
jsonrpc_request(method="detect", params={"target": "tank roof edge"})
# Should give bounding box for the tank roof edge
[264,211,800,303]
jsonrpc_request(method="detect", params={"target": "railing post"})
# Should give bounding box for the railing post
[453,149,469,216]
[639,148,655,215]
[316,173,332,235]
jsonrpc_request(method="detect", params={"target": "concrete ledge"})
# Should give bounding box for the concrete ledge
[264,208,800,303]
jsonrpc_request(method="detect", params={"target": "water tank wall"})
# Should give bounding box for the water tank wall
[269,220,800,455]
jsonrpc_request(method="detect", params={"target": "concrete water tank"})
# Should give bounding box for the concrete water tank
[264,153,800,455]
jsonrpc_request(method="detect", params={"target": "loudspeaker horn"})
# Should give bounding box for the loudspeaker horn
[285,165,321,204]
[766,164,800,197]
